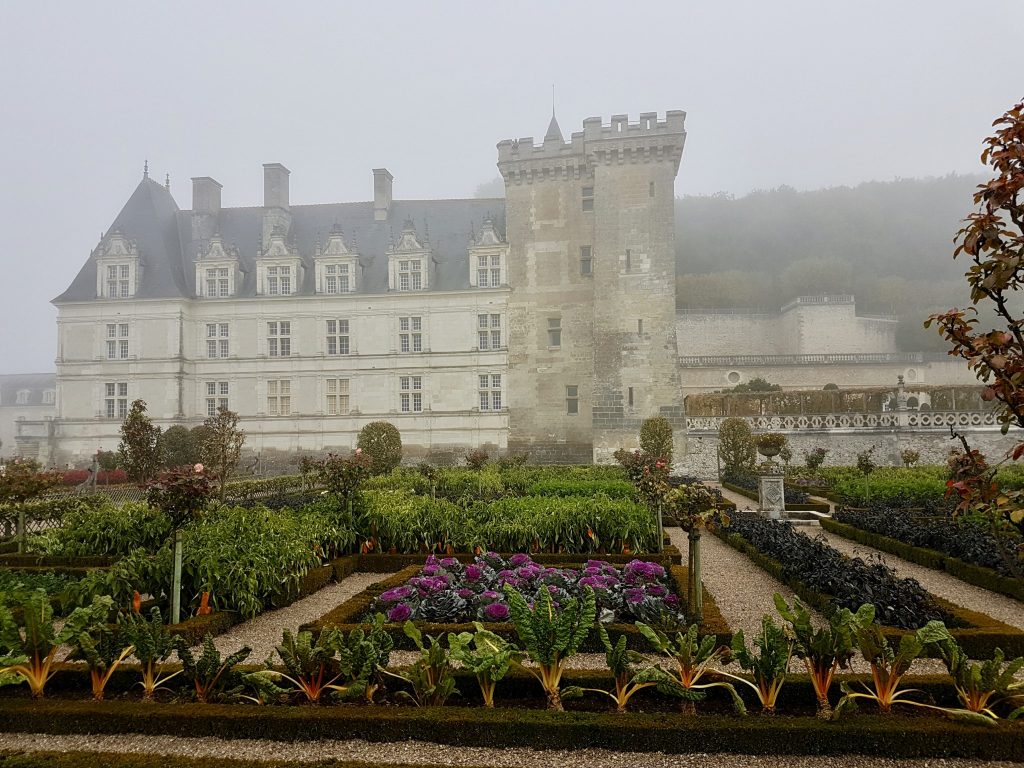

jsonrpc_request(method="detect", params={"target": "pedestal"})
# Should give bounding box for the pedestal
[758,472,786,520]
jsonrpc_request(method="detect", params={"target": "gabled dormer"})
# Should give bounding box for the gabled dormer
[256,225,303,296]
[314,224,360,294]
[194,235,241,298]
[94,229,141,299]
[387,220,432,292]
[468,217,508,288]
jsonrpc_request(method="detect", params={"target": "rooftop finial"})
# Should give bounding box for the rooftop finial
[544,87,563,144]
[164,173,170,191]
[143,159,149,179]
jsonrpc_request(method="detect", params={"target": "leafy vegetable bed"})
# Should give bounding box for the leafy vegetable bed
[821,517,1024,602]
[0,696,1020,760]
[834,506,1022,578]
[718,512,1024,657]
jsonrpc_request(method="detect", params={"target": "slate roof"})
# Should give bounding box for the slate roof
[54,176,507,302]
[0,374,55,407]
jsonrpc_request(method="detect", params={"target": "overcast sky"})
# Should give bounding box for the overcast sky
[1,0,1021,374]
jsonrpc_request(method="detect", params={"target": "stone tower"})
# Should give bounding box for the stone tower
[498,111,687,462]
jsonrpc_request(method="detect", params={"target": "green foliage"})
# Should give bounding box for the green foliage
[95,450,120,473]
[274,628,345,703]
[118,399,163,485]
[856,446,878,477]
[731,377,781,393]
[525,479,635,499]
[331,613,393,703]
[504,584,595,710]
[118,607,181,700]
[357,422,403,476]
[294,494,357,560]
[433,466,505,503]
[586,624,669,713]
[720,615,792,714]
[718,418,756,475]
[66,616,135,700]
[160,426,202,469]
[932,636,1024,719]
[41,501,171,557]
[177,634,251,703]
[146,465,214,528]
[199,408,246,501]
[310,452,373,502]
[0,458,60,505]
[62,547,171,614]
[901,449,921,468]
[464,449,490,470]
[382,622,458,707]
[448,622,521,707]
[639,417,674,464]
[804,447,829,471]
[831,466,947,507]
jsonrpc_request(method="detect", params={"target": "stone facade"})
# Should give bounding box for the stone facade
[0,374,56,462]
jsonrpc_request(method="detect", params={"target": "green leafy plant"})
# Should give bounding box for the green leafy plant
[357,421,403,476]
[636,621,745,715]
[773,594,856,719]
[504,584,596,710]
[835,604,951,717]
[274,628,347,703]
[240,666,291,705]
[932,636,1024,721]
[718,418,756,475]
[177,634,251,703]
[803,447,829,471]
[755,432,787,460]
[118,607,181,701]
[901,448,921,468]
[580,624,668,713]
[719,615,792,714]
[146,464,213,529]
[0,591,114,698]
[332,613,393,703]
[118,399,163,485]
[199,407,246,502]
[67,618,135,701]
[380,622,458,707]
[448,622,521,708]
[639,417,674,465]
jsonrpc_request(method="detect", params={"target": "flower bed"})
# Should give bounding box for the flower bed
[371,553,682,626]
[718,512,1024,657]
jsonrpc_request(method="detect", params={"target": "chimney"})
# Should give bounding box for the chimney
[373,168,393,222]
[191,177,222,215]
[263,163,290,209]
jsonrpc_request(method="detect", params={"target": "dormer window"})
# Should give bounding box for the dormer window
[95,230,140,299]
[398,260,422,291]
[257,225,302,297]
[106,265,132,297]
[16,389,30,405]
[267,265,292,295]
[387,221,431,292]
[42,389,55,405]
[194,236,239,298]
[468,218,508,288]
[314,225,360,295]
[205,267,230,297]
[325,264,350,293]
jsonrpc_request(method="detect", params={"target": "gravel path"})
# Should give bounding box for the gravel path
[193,573,389,661]
[814,527,1024,630]
[2,733,1019,768]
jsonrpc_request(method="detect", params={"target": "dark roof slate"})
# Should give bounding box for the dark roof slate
[0,373,55,407]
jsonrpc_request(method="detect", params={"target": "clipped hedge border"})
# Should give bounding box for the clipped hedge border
[717,527,1024,658]
[0,697,1020,760]
[349,546,682,572]
[820,517,1024,602]
[0,753,494,768]
[721,481,830,513]
[300,564,732,651]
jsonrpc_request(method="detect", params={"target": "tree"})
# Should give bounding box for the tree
[0,458,60,505]
[639,417,674,464]
[731,377,781,393]
[926,98,1024,571]
[161,425,202,468]
[199,407,245,502]
[95,450,119,473]
[117,400,162,485]
[718,417,756,476]
[357,422,402,476]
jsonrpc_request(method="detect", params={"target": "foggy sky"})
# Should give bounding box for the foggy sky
[1,0,1021,374]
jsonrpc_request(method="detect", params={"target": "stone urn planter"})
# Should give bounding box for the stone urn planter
[755,433,787,519]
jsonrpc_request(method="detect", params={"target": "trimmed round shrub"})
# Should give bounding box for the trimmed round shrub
[357,421,403,476]
[639,416,674,464]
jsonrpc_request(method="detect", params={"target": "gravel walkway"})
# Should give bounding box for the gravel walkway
[1,733,1019,768]
[192,573,389,661]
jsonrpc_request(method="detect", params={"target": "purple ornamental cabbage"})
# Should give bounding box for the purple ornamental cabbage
[387,603,413,622]
[464,564,484,582]
[379,586,414,603]
[482,602,510,621]
[508,553,532,567]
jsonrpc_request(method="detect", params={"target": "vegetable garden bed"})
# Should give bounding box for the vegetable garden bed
[715,515,1024,657]
[820,517,1024,602]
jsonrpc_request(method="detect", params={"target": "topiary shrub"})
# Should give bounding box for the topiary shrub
[357,422,403,476]
[639,417,674,464]
[718,418,755,476]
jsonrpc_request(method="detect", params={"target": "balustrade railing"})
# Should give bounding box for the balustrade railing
[684,410,999,433]
[678,352,935,367]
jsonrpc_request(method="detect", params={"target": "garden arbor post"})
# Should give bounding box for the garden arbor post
[16,506,25,554]
[688,528,703,623]
[171,527,183,625]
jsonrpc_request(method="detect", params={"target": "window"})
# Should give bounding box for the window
[205,267,230,297]
[477,314,501,350]
[637,319,644,335]
[399,375,423,413]
[267,379,291,416]
[628,386,635,408]
[476,254,501,287]
[104,382,128,419]
[325,264,350,294]
[476,255,489,288]
[649,181,655,198]
[268,321,291,357]
[625,249,632,272]
[106,265,131,298]
[326,378,350,415]
[581,186,594,212]
[206,323,229,358]
[15,389,29,405]
[547,317,561,348]
[398,259,422,291]
[267,266,291,295]
[566,385,579,415]
[326,319,350,355]
[580,246,593,276]
[399,316,422,353]
[106,323,129,360]
[478,374,502,411]
[205,381,229,416]
[42,389,55,405]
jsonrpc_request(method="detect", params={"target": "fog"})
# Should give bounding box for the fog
[1,0,1021,373]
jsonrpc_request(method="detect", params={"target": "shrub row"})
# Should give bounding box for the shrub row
[821,517,1024,602]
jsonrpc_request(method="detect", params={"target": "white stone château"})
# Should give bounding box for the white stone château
[33,111,980,466]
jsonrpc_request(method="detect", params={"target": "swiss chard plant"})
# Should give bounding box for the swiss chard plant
[636,621,745,715]
[332,613,393,703]
[0,591,113,698]
[67,619,135,701]
[448,623,521,708]
[581,624,669,713]
[932,636,1024,721]
[380,622,458,707]
[719,615,792,715]
[504,583,596,711]
[177,634,251,703]
[118,607,181,701]
[773,594,856,719]
[274,628,346,703]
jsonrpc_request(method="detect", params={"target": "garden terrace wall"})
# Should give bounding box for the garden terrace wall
[300,564,731,651]
[716,528,1024,657]
[820,517,1024,602]
[0,697,1020,761]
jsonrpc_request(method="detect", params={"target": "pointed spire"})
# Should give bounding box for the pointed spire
[544,106,563,144]
[164,173,170,191]
[143,159,149,179]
